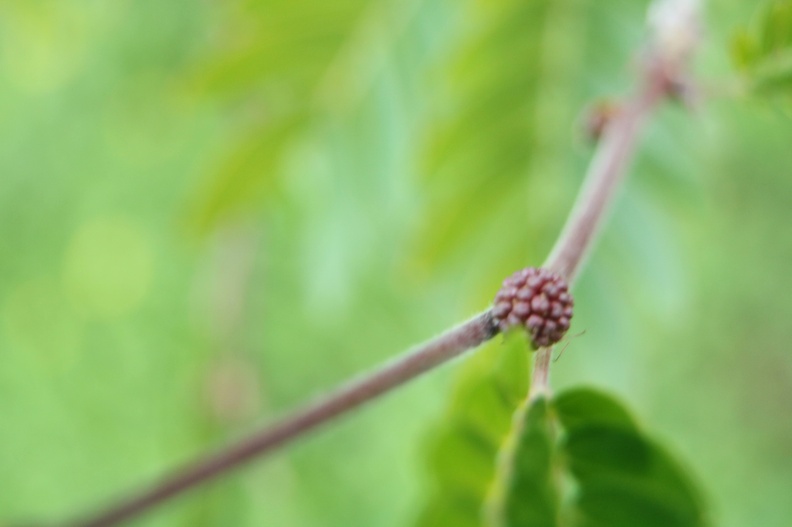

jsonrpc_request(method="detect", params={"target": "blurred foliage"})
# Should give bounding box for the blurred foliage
[732,0,792,97]
[493,389,707,527]
[183,0,373,233]
[425,383,708,527]
[416,335,527,527]
[2,0,792,526]
[496,397,558,527]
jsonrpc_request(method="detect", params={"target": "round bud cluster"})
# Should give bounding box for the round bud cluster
[492,267,574,348]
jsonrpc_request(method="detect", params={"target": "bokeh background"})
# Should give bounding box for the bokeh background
[1,0,791,526]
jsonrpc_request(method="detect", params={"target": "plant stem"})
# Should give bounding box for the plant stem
[530,55,675,401]
[528,345,553,401]
[62,312,497,527]
[544,72,666,285]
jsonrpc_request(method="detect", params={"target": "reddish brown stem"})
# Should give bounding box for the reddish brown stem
[61,312,497,527]
[545,57,672,285]
[530,53,685,400]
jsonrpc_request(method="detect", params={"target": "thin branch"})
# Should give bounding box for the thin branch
[527,345,553,401]
[62,312,497,527]
[531,56,674,400]
[544,61,668,285]
[547,0,701,286]
[529,0,702,399]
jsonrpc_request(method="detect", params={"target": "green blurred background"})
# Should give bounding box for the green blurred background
[1,0,791,526]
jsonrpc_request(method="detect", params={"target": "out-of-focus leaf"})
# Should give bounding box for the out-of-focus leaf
[416,335,529,527]
[185,115,305,233]
[553,387,637,433]
[489,388,708,527]
[731,1,792,97]
[499,397,559,527]
[183,0,376,234]
[732,30,761,71]
[411,0,654,300]
[414,0,551,269]
[560,389,708,527]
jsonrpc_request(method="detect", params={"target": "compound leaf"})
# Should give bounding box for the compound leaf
[492,388,708,527]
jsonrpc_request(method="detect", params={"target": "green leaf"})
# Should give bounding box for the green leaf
[184,115,305,234]
[731,30,761,71]
[731,1,792,97]
[500,398,560,527]
[565,429,703,526]
[414,0,552,269]
[553,387,637,433]
[416,335,529,527]
[491,388,708,527]
[558,389,707,527]
[182,0,382,233]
